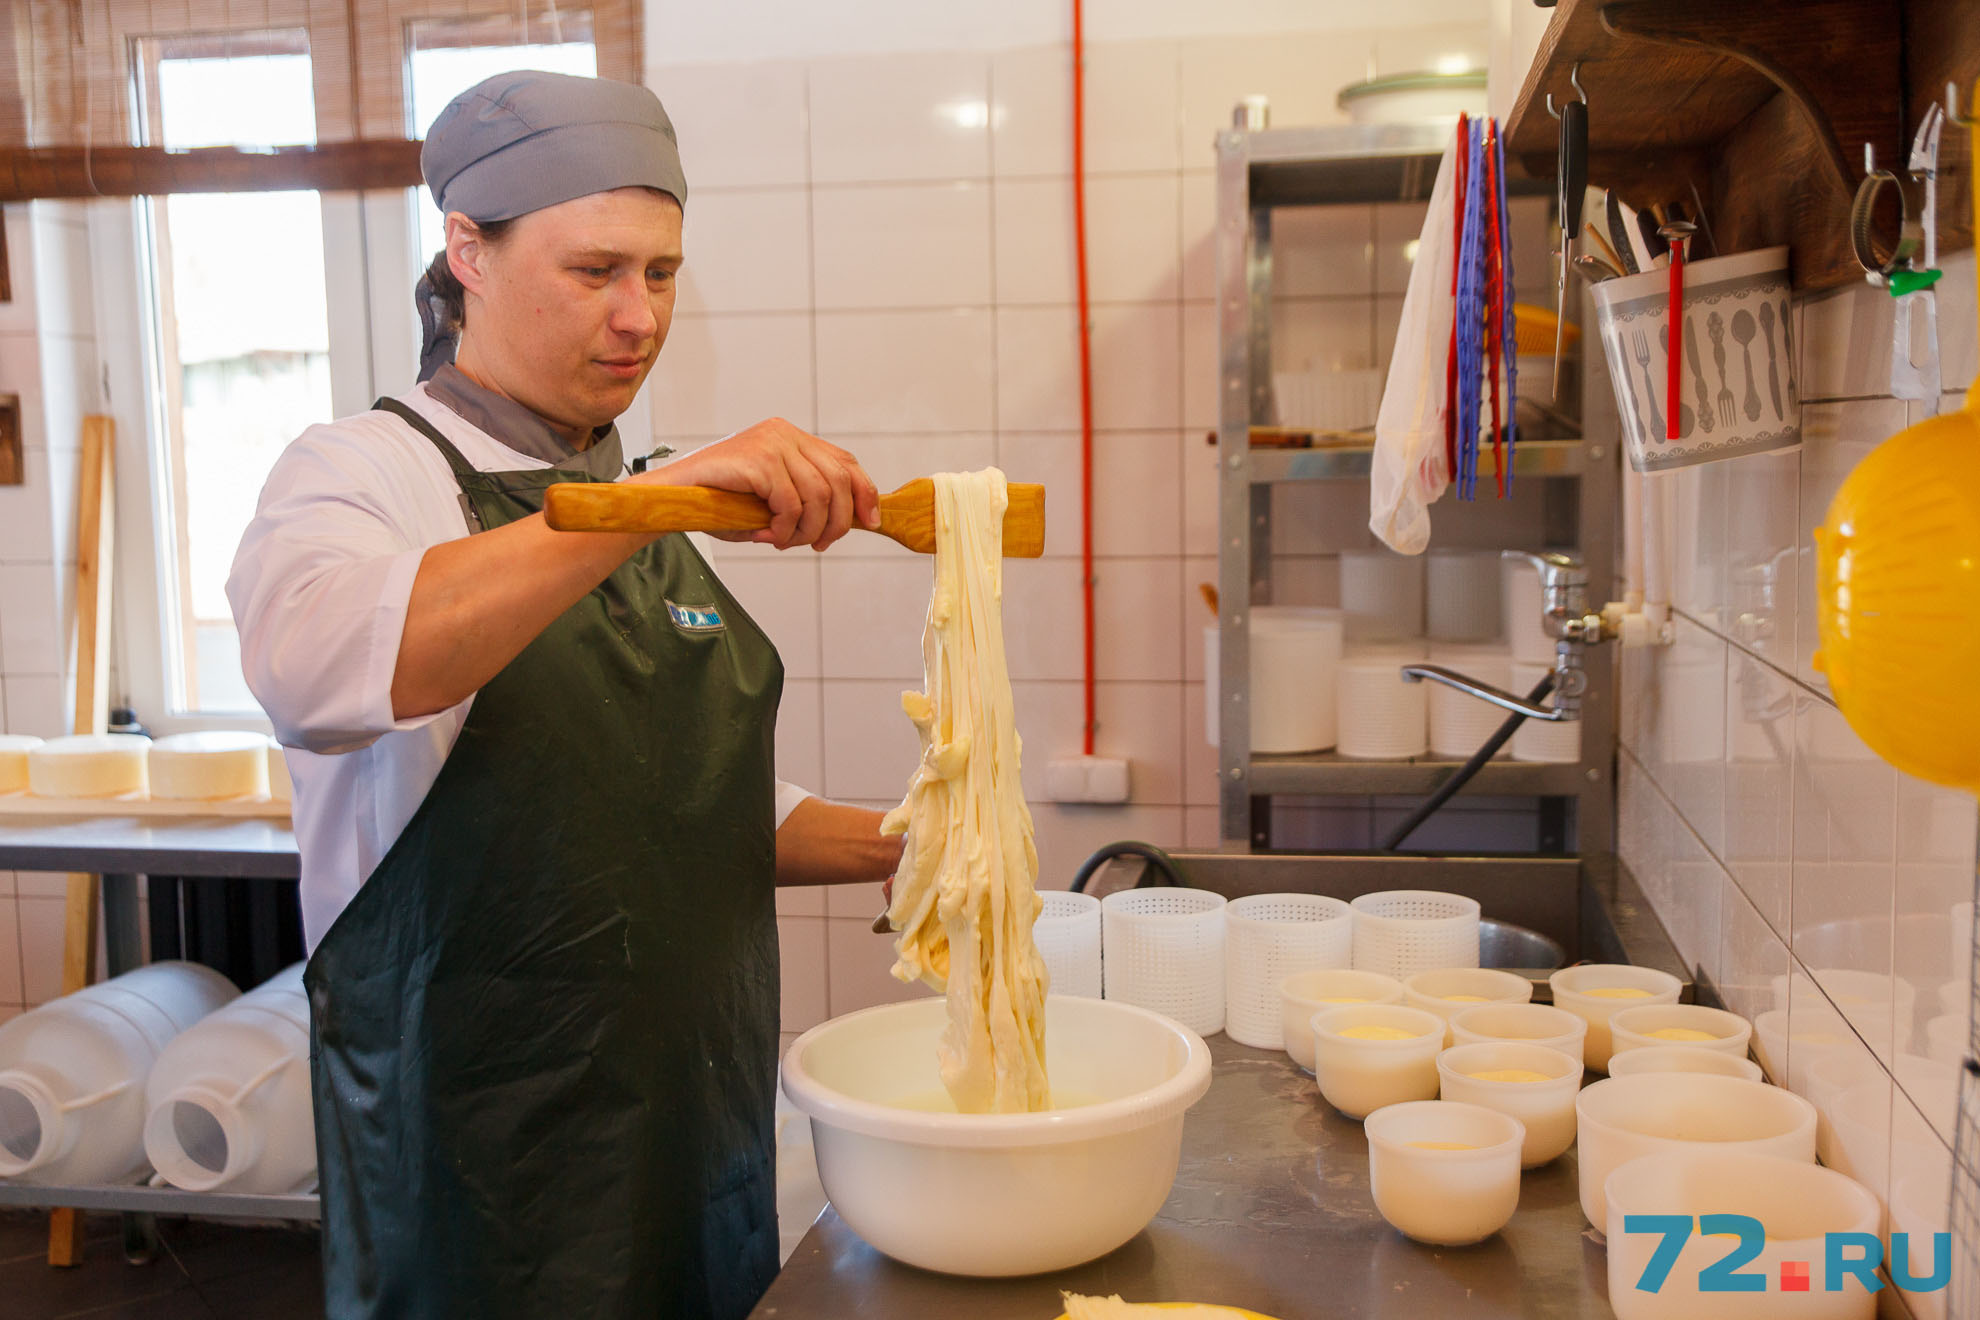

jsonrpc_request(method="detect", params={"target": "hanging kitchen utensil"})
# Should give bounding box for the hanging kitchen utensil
[1582,212,1626,279]
[1659,220,1696,442]
[1443,112,1470,483]
[1455,115,1489,499]
[1811,88,1980,793]
[544,478,1048,556]
[1888,103,1946,415]
[1572,253,1621,282]
[1494,121,1518,494]
[1478,117,1513,497]
[1549,67,1587,401]
[1635,205,1671,268]
[1604,190,1639,276]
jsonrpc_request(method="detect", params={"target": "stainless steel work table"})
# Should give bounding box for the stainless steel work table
[755,853,1674,1320]
[754,1032,1615,1319]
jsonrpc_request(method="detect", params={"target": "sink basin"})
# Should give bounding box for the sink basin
[1479,919,1564,970]
[1081,853,1687,999]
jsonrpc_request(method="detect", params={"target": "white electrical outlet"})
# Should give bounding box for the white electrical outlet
[1045,756,1132,804]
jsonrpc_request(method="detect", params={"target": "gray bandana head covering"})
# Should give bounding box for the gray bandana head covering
[415,70,687,381]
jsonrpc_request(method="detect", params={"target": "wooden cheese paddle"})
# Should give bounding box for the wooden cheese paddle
[543,478,1046,557]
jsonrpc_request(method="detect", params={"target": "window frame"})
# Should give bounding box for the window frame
[99,7,636,732]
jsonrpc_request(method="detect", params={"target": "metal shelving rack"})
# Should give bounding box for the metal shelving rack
[1213,120,1618,852]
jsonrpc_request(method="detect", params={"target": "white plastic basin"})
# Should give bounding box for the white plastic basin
[1575,1073,1817,1228]
[780,995,1212,1277]
[1605,1149,1882,1319]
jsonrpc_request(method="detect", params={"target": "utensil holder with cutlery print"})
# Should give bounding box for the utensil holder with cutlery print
[1589,246,1799,472]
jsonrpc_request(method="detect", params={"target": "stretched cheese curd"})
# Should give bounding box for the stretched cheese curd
[881,469,1050,1114]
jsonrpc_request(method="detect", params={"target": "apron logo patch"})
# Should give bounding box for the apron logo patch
[665,600,727,634]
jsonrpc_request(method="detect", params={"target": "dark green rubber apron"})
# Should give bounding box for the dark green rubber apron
[304,398,783,1320]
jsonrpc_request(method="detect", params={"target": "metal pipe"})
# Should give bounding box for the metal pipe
[1400,663,1577,722]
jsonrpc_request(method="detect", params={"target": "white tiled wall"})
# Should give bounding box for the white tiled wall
[647,21,1539,1032]
[0,201,105,1025]
[0,13,1550,1047]
[1616,253,1978,1320]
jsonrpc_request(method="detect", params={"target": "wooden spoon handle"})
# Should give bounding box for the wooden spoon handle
[544,478,1045,556]
[543,483,775,536]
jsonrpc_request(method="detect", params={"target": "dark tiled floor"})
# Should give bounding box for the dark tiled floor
[0,1211,323,1319]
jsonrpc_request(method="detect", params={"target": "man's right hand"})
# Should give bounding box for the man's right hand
[638,418,881,551]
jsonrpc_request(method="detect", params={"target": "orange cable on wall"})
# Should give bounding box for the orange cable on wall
[1071,0,1097,756]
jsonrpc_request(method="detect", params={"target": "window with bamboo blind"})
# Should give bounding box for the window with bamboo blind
[0,0,641,197]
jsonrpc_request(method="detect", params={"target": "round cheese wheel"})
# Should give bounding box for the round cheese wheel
[266,742,293,803]
[28,734,151,798]
[148,731,272,801]
[0,734,44,793]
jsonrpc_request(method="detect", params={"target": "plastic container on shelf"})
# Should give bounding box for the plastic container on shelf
[1202,608,1345,752]
[1426,648,1514,760]
[1222,894,1352,1049]
[1340,549,1426,643]
[1426,549,1503,642]
[1032,891,1102,1000]
[1508,661,1582,762]
[1335,650,1429,760]
[142,963,313,1194]
[1250,609,1345,753]
[1501,556,1553,665]
[1350,890,1481,980]
[1100,888,1227,1037]
[0,961,238,1184]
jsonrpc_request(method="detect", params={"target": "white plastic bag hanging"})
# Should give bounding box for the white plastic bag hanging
[1369,131,1460,555]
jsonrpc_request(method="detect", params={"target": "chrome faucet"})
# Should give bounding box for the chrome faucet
[1400,550,1614,723]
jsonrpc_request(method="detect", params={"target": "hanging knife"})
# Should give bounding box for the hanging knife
[1554,93,1587,400]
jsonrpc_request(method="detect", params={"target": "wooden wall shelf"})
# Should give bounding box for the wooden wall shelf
[1506,0,1980,293]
